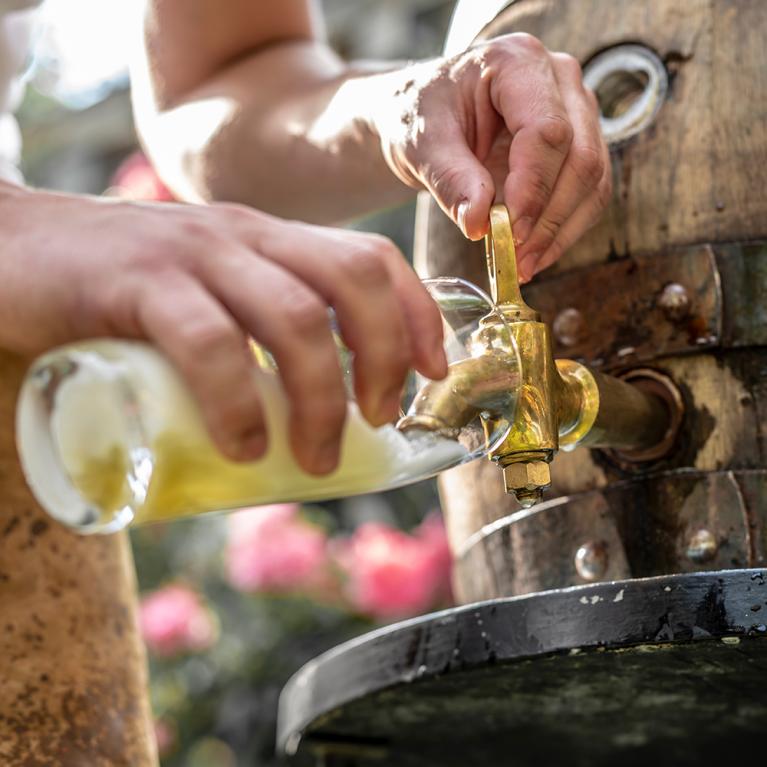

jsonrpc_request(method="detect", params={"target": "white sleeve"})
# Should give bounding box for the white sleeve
[0,112,22,182]
[443,0,515,56]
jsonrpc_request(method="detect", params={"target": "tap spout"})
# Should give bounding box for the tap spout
[397,352,519,440]
[396,204,683,508]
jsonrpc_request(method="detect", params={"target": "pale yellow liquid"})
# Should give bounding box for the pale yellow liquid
[43,342,467,526]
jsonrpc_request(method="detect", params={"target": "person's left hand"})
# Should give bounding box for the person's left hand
[370,33,611,282]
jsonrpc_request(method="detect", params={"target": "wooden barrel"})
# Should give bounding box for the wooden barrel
[0,351,157,765]
[415,0,767,604]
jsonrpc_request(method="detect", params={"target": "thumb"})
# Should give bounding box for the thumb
[419,139,496,241]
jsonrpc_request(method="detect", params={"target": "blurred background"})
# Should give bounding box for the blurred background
[16,1,457,764]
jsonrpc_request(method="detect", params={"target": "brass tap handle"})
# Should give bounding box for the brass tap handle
[485,204,539,322]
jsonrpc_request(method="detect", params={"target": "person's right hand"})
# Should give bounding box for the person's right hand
[371,34,611,282]
[0,183,446,474]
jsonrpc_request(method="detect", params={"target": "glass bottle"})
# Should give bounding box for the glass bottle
[15,278,520,533]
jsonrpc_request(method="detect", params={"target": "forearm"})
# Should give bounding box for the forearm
[132,40,415,224]
[136,2,609,265]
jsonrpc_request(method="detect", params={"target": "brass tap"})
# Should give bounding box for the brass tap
[398,204,682,508]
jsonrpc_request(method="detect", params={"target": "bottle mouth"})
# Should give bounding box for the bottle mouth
[15,345,152,534]
[400,277,519,459]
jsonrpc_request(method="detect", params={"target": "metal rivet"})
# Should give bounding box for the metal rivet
[658,283,690,322]
[575,540,609,581]
[686,529,717,563]
[553,308,584,347]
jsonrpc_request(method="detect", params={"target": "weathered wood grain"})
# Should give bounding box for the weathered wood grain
[420,0,767,603]
[0,351,157,766]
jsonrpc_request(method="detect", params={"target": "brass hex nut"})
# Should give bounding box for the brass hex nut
[503,461,551,494]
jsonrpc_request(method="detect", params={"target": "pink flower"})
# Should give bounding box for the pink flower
[139,584,218,658]
[108,151,175,202]
[225,504,330,594]
[334,511,453,621]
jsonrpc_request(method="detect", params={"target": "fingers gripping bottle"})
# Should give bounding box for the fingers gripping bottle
[15,279,519,533]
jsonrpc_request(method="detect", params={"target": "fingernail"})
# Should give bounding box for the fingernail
[472,217,490,242]
[421,328,448,380]
[313,441,340,475]
[367,389,401,427]
[359,393,380,426]
[517,253,537,284]
[457,200,470,238]
[431,347,448,379]
[513,216,534,246]
[240,430,267,460]
[223,430,264,462]
[379,389,404,423]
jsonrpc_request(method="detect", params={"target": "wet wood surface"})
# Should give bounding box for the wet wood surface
[279,570,767,767]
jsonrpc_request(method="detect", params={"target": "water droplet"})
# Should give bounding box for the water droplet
[553,307,584,347]
[574,540,609,581]
[686,529,717,563]
[516,493,541,509]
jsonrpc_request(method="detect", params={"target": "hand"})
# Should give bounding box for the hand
[372,33,611,282]
[0,183,446,474]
